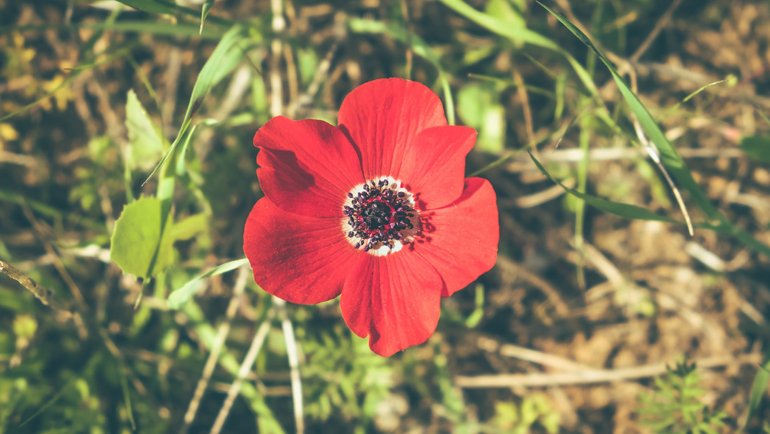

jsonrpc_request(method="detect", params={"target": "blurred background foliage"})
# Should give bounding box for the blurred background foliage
[2,0,770,432]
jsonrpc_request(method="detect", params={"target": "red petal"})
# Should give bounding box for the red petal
[338,78,447,179]
[416,178,499,296]
[399,126,477,209]
[340,250,443,356]
[254,116,364,217]
[243,198,357,304]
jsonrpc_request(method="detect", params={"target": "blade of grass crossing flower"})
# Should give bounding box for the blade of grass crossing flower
[742,354,770,430]
[348,18,455,124]
[530,152,678,223]
[167,258,249,309]
[540,2,770,258]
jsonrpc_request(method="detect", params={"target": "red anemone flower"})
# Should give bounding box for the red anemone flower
[243,78,499,356]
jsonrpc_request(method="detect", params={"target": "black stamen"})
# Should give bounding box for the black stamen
[344,179,419,253]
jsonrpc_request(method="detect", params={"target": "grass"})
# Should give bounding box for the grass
[2,0,770,432]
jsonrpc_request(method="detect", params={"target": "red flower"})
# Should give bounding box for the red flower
[243,78,499,356]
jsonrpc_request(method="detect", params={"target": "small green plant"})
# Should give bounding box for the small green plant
[638,360,726,434]
[490,394,560,434]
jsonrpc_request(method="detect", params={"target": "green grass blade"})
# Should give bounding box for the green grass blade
[742,354,770,430]
[348,17,455,124]
[440,0,602,104]
[439,0,558,50]
[539,2,770,258]
[116,0,229,25]
[143,25,250,186]
[200,0,215,34]
[530,152,678,223]
[168,258,249,309]
[116,0,179,15]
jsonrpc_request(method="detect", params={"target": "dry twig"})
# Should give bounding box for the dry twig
[456,353,760,388]
[181,266,249,434]
[209,308,275,434]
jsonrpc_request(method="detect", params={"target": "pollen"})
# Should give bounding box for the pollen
[342,176,420,256]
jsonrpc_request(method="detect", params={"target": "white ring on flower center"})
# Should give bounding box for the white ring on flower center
[341,176,421,257]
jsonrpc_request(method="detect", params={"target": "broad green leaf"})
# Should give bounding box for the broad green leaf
[742,355,770,429]
[740,136,770,163]
[167,258,248,309]
[530,153,677,223]
[125,89,164,171]
[539,2,770,258]
[110,197,173,278]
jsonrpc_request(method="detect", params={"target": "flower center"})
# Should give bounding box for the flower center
[342,177,420,256]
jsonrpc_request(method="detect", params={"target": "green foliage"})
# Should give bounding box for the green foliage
[347,17,455,124]
[530,152,679,223]
[743,354,770,429]
[125,89,165,172]
[491,395,560,434]
[740,135,770,164]
[3,0,770,432]
[541,1,770,258]
[110,196,174,279]
[301,326,395,427]
[638,361,726,434]
[167,258,248,309]
[457,82,506,153]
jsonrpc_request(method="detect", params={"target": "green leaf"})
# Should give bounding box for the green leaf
[116,0,178,15]
[530,152,677,223]
[539,1,770,258]
[743,355,770,429]
[439,0,557,50]
[167,258,248,310]
[146,25,249,185]
[183,25,248,125]
[125,89,164,171]
[168,213,208,241]
[110,197,173,278]
[440,0,602,112]
[740,135,770,163]
[200,0,215,34]
[457,82,506,152]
